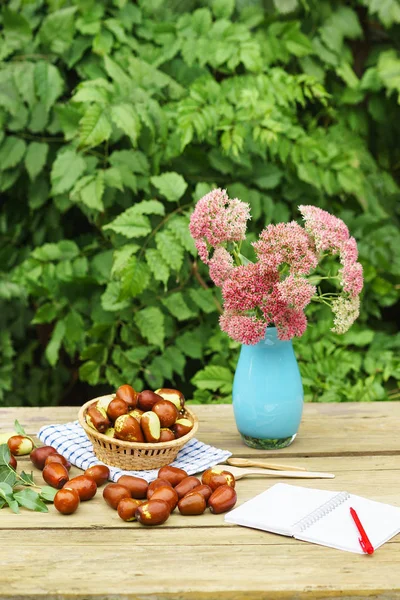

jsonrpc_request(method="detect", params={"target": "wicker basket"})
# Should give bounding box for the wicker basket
[78,395,199,470]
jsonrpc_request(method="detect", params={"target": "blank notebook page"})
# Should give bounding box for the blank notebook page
[297,493,400,554]
[224,483,335,536]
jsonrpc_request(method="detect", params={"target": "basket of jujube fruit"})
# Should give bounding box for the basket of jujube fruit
[78,385,198,470]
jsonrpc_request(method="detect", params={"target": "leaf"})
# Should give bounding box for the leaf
[377,50,400,100]
[14,488,48,512]
[188,288,218,313]
[35,62,63,113]
[155,231,184,271]
[176,330,203,359]
[273,0,298,13]
[79,361,100,386]
[254,164,283,190]
[3,8,32,43]
[0,486,19,513]
[0,443,11,466]
[162,293,194,321]
[124,345,153,363]
[111,244,140,275]
[14,419,26,436]
[51,150,86,195]
[39,486,57,502]
[39,7,77,54]
[191,365,233,394]
[13,62,36,108]
[211,0,235,19]
[0,136,27,171]
[79,104,112,149]
[145,248,170,287]
[103,201,164,238]
[111,104,140,146]
[24,142,48,181]
[167,217,197,256]
[18,471,35,486]
[101,281,131,312]
[134,307,165,348]
[0,465,17,487]
[151,172,188,202]
[32,240,79,262]
[45,320,66,367]
[109,150,149,174]
[120,256,150,298]
[79,172,105,211]
[32,303,58,325]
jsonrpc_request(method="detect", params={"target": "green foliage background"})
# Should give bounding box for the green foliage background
[1,0,399,407]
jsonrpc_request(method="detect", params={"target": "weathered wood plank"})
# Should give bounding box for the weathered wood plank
[0,529,399,600]
[1,402,400,457]
[1,456,399,530]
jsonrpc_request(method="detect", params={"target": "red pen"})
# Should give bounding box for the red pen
[350,507,374,555]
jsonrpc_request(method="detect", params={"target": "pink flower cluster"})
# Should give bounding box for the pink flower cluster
[189,191,364,345]
[189,188,250,264]
[253,222,318,275]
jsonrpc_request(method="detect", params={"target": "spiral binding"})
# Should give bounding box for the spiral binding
[291,491,350,534]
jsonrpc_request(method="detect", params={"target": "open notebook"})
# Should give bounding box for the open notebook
[225,483,400,554]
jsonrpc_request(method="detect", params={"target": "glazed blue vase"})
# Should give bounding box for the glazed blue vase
[232,327,304,449]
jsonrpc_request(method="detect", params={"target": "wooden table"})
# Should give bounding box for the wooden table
[1,402,400,599]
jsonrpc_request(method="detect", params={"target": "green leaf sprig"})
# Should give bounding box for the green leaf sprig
[0,443,56,513]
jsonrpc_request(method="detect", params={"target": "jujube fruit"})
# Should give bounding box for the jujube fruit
[64,475,97,501]
[44,454,71,471]
[7,435,34,456]
[178,492,206,516]
[117,475,148,499]
[135,499,171,526]
[84,465,110,486]
[42,462,69,489]
[174,476,201,499]
[152,400,179,428]
[115,384,138,410]
[30,446,58,470]
[208,485,237,514]
[54,488,80,515]
[147,478,172,499]
[107,397,129,422]
[150,486,179,512]
[103,483,131,509]
[158,466,188,487]
[117,498,143,522]
[137,390,163,412]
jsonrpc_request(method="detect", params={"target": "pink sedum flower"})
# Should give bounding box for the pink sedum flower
[253,221,318,275]
[299,205,349,253]
[222,263,278,312]
[275,308,308,341]
[189,188,250,263]
[340,236,358,265]
[209,247,234,287]
[219,312,267,345]
[339,262,364,298]
[276,275,316,310]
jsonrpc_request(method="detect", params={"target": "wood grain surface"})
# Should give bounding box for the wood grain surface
[1,403,399,599]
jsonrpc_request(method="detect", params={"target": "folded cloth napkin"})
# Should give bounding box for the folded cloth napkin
[38,420,232,483]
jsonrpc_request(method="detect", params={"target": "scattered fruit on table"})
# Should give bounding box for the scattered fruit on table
[42,462,69,489]
[201,467,235,490]
[44,454,71,471]
[208,485,237,514]
[116,475,148,499]
[103,483,131,509]
[85,385,193,444]
[64,475,97,501]
[147,478,173,499]
[175,476,201,499]
[135,499,171,526]
[9,454,17,469]
[84,465,110,486]
[117,497,143,522]
[54,488,80,515]
[178,491,207,516]
[30,446,58,470]
[7,435,34,456]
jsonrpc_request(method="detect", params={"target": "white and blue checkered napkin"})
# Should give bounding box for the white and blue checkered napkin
[37,420,232,483]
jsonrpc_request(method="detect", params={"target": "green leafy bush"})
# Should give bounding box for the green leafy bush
[1,0,399,407]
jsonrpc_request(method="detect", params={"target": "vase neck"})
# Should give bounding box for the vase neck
[253,327,291,348]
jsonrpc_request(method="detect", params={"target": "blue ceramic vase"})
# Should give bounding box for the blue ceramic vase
[232,327,304,449]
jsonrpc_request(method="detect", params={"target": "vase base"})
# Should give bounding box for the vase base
[240,433,297,450]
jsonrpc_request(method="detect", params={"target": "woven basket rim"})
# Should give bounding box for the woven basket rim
[78,395,198,450]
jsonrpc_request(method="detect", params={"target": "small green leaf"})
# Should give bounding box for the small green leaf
[189,288,218,314]
[39,7,77,54]
[51,150,87,195]
[79,104,112,149]
[155,231,184,272]
[79,361,100,385]
[111,104,140,146]
[32,303,58,325]
[0,482,19,513]
[14,488,48,512]
[151,172,188,202]
[145,248,170,287]
[19,471,35,486]
[14,419,26,436]
[0,136,27,171]
[39,486,57,502]
[35,62,63,113]
[191,365,233,394]
[134,307,165,348]
[0,465,17,487]
[0,444,11,466]
[45,320,66,367]
[24,142,49,181]
[162,293,194,321]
